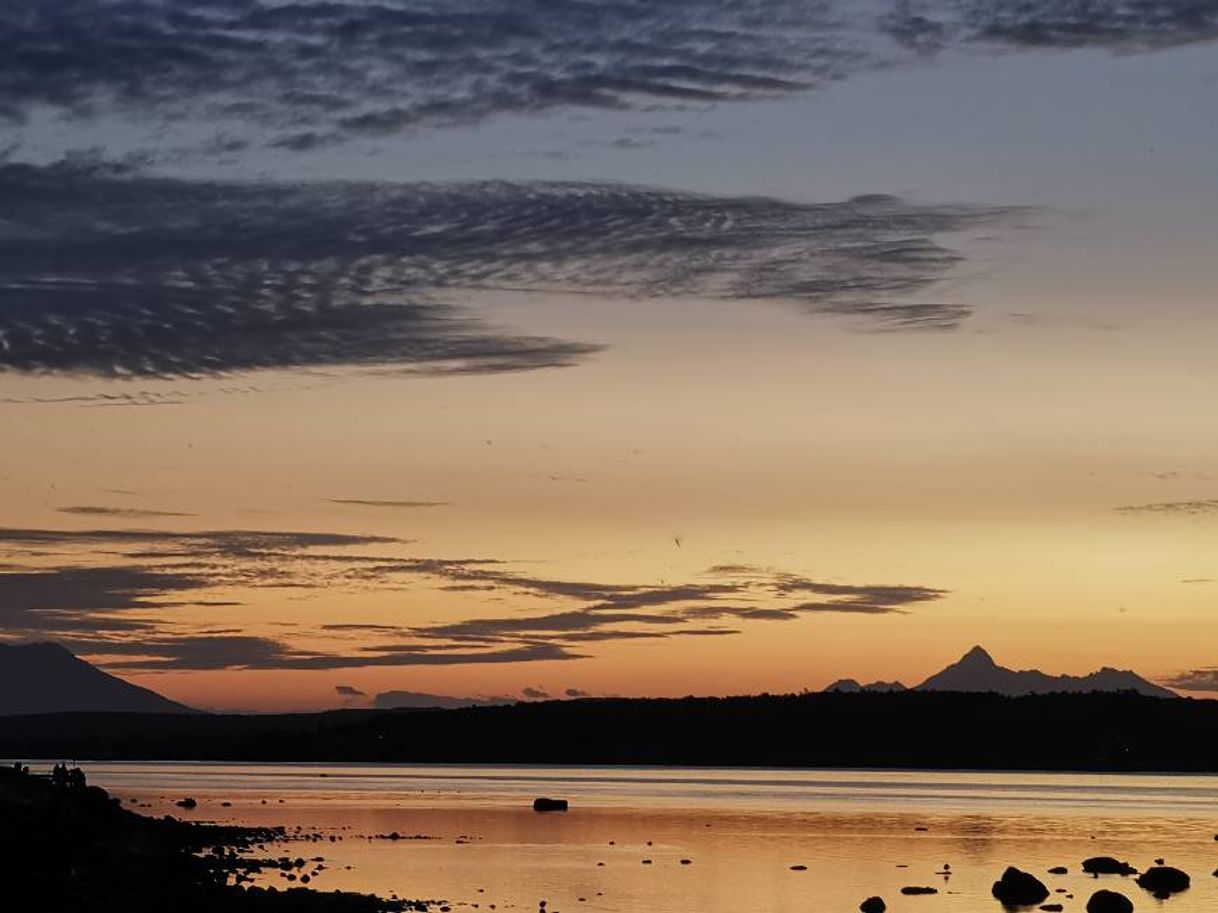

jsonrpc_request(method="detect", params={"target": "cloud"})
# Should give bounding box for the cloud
[90,635,584,671]
[401,568,944,645]
[0,524,945,671]
[328,499,448,510]
[0,566,211,634]
[522,686,550,699]
[1160,668,1218,691]
[0,160,1021,380]
[58,506,194,519]
[1116,499,1218,515]
[1,1,1213,153]
[0,527,401,555]
[885,1,1218,52]
[335,684,366,697]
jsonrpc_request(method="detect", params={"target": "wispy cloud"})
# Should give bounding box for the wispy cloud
[0,524,946,671]
[1,1,1212,153]
[328,499,449,510]
[1116,499,1218,515]
[0,159,1021,380]
[885,1,1218,52]
[58,506,194,519]
[1161,668,1218,691]
[0,566,208,633]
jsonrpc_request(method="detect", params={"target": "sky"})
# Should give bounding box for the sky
[2,0,1217,711]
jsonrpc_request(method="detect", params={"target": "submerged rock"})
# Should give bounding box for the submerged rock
[1086,889,1133,913]
[993,867,1050,906]
[1083,857,1137,877]
[1135,866,1189,898]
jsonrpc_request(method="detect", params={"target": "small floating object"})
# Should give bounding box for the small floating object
[790,865,808,871]
[679,859,692,865]
[533,797,569,812]
[901,886,938,895]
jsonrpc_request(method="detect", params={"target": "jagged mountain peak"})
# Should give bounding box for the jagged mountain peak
[914,646,1176,698]
[957,645,996,668]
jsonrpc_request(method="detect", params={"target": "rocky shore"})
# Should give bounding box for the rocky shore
[0,764,434,912]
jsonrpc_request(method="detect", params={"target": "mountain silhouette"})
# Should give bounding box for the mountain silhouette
[915,645,1176,697]
[0,642,194,715]
[823,678,907,693]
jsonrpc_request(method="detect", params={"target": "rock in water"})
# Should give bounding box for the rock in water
[859,897,886,913]
[900,886,937,895]
[1048,867,1069,875]
[532,798,568,812]
[1083,857,1138,876]
[993,867,1050,906]
[1086,889,1133,913]
[1135,866,1189,898]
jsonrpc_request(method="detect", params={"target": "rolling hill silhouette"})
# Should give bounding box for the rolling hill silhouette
[915,645,1176,697]
[0,642,193,715]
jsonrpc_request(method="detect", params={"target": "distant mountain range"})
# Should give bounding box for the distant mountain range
[0,642,193,715]
[373,690,510,710]
[823,679,907,693]
[824,645,1177,698]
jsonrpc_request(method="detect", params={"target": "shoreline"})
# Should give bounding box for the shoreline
[0,763,436,912]
[4,691,1218,772]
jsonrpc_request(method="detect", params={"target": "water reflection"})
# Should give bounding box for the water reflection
[84,764,1218,913]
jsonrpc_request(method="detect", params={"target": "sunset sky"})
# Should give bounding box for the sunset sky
[2,0,1218,711]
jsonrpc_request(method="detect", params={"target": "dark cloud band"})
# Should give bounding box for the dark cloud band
[0,160,1018,378]
[1,1,1213,149]
[0,526,946,671]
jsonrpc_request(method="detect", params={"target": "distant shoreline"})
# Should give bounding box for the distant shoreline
[3,691,1218,773]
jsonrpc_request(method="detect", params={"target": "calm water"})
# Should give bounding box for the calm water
[82,764,1218,912]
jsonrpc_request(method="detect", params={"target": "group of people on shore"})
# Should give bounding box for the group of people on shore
[49,762,86,789]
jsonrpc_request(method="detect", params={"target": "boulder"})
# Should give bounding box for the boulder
[1086,889,1133,913]
[993,867,1050,906]
[1048,867,1068,875]
[532,798,568,812]
[175,797,197,809]
[1083,857,1137,877]
[859,898,886,913]
[1135,866,1189,898]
